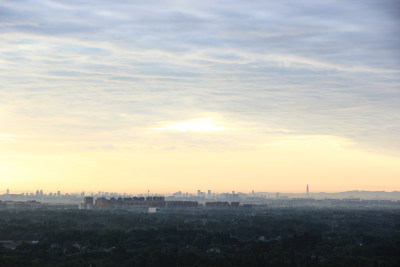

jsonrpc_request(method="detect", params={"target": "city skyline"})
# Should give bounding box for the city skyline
[2,186,400,197]
[1,0,399,193]
[2,186,400,209]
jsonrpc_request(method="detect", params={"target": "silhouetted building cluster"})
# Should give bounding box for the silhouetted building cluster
[79,197,94,210]
[79,196,184,210]
[205,201,240,208]
[78,196,203,211]
[165,201,199,209]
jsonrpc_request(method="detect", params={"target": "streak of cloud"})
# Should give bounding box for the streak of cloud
[0,0,399,156]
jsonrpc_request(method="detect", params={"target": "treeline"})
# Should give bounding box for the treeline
[0,209,399,266]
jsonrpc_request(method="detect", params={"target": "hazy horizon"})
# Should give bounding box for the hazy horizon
[1,0,399,193]
[2,185,400,197]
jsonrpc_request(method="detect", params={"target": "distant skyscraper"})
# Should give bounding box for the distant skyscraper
[307,184,309,198]
[6,189,9,195]
[84,197,94,205]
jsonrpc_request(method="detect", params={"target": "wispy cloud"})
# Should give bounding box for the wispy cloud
[0,134,16,141]
[0,0,399,156]
[150,118,230,132]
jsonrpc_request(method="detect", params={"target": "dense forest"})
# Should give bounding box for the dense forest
[0,208,399,266]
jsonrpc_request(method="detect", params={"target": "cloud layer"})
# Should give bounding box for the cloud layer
[1,0,399,155]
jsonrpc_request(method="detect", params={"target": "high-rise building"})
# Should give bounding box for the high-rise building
[6,189,9,195]
[95,197,111,210]
[79,197,94,210]
[84,197,94,205]
[306,184,309,198]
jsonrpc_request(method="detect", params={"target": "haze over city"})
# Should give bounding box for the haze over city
[1,0,399,194]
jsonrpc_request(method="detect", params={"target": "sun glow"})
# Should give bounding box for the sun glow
[151,118,230,132]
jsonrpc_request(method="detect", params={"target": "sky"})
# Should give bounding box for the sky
[0,0,399,194]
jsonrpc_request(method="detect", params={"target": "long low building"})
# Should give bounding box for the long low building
[165,201,198,208]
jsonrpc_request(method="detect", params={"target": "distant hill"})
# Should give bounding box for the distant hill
[260,191,400,200]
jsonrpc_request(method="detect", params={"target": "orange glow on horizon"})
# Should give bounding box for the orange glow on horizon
[1,134,399,194]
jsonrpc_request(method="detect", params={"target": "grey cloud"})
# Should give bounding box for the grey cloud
[0,0,399,155]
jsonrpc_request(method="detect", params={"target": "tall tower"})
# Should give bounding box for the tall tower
[306,184,309,198]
